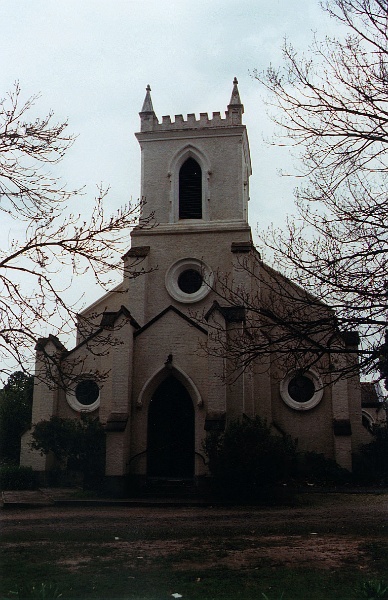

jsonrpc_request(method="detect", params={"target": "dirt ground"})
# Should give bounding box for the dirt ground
[1,493,388,572]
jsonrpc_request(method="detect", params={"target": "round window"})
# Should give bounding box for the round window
[67,378,100,412]
[177,269,203,294]
[287,374,315,404]
[75,380,100,406]
[165,258,213,303]
[280,369,323,411]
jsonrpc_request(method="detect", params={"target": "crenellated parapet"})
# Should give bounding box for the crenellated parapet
[139,77,244,132]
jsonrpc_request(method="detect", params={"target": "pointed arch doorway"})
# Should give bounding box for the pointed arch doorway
[147,376,195,478]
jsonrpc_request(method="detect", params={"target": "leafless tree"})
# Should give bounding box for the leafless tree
[203,249,361,387]
[228,0,388,384]
[0,83,150,382]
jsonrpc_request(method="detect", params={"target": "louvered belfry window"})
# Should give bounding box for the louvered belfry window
[179,157,202,219]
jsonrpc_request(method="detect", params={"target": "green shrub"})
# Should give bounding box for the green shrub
[359,579,388,599]
[204,416,297,500]
[0,464,35,490]
[353,426,388,485]
[0,371,33,463]
[296,451,351,486]
[31,414,106,490]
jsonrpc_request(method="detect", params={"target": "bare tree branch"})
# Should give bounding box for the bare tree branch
[0,83,152,381]
[212,2,388,386]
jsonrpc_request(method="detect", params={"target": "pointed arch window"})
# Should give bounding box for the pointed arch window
[179,157,202,219]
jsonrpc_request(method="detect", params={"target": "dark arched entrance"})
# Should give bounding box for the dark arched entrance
[147,376,195,478]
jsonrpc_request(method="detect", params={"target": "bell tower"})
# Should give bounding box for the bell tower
[126,79,253,325]
[134,78,252,231]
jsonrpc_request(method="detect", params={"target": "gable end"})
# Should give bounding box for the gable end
[134,305,207,337]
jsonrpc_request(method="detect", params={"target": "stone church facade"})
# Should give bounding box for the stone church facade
[20,80,370,493]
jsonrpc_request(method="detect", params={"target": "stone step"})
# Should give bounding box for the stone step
[1,490,54,508]
[142,478,198,498]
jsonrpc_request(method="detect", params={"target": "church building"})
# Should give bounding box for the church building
[20,79,370,494]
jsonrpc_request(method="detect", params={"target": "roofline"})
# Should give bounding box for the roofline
[134,305,207,337]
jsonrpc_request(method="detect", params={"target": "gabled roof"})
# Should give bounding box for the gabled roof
[65,306,140,358]
[99,305,140,330]
[35,334,67,353]
[361,382,384,407]
[204,300,246,323]
[134,305,207,338]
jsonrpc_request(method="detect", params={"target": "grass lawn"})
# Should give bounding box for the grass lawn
[1,493,388,599]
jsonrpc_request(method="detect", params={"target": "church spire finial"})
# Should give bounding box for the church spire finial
[139,84,158,131]
[141,84,154,113]
[227,77,244,124]
[229,77,242,105]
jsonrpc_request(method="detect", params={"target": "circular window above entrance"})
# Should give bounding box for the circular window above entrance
[67,378,100,412]
[178,269,203,294]
[165,258,213,303]
[280,369,323,411]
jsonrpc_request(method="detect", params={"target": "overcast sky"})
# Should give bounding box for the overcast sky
[0,0,341,356]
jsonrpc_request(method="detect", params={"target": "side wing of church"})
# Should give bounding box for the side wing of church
[20,80,371,494]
